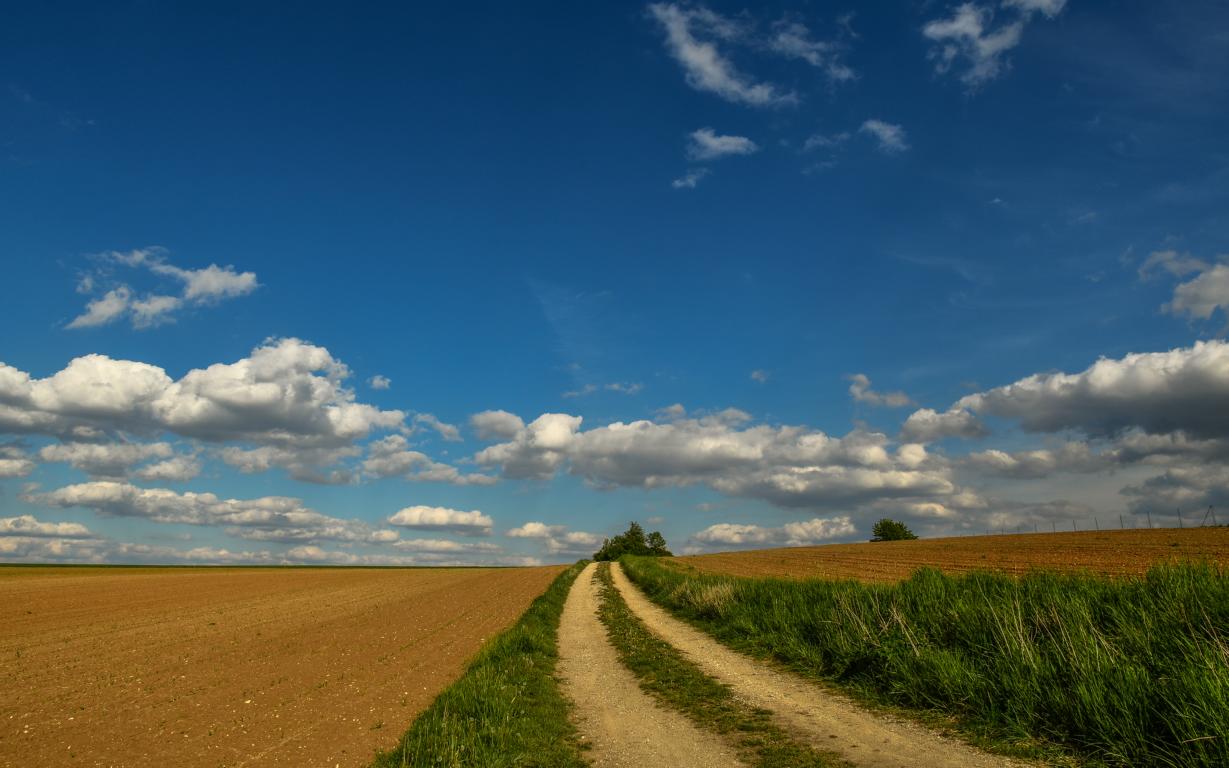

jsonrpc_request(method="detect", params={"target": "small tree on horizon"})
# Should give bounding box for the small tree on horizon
[871,518,918,542]
[594,521,672,560]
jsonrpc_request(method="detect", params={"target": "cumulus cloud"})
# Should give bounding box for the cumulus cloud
[953,341,1229,440]
[900,407,988,443]
[750,369,770,383]
[0,338,405,482]
[686,128,759,161]
[67,247,258,330]
[470,410,526,441]
[859,119,909,153]
[28,481,398,544]
[692,515,855,548]
[507,521,601,554]
[387,505,493,536]
[133,454,201,482]
[563,382,644,398]
[848,374,914,407]
[0,445,35,478]
[369,375,392,390]
[647,3,796,107]
[0,514,93,538]
[1166,264,1229,322]
[476,410,964,511]
[38,441,174,479]
[362,435,497,486]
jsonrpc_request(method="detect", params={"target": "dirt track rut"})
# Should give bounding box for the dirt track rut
[557,563,742,767]
[610,562,1030,768]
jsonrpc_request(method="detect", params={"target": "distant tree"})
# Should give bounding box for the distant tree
[871,518,918,542]
[646,531,672,556]
[594,521,672,560]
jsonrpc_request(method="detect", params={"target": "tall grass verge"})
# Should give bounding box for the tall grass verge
[370,562,588,768]
[621,556,1229,767]
[595,563,846,767]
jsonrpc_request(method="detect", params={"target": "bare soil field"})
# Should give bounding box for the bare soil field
[0,565,562,768]
[680,527,1229,582]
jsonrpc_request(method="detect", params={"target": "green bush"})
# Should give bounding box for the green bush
[593,521,672,561]
[870,518,918,541]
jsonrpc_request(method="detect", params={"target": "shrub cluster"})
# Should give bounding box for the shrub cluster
[622,556,1229,767]
[593,521,671,561]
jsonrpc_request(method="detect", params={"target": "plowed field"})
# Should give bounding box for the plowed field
[0,565,562,768]
[680,527,1229,582]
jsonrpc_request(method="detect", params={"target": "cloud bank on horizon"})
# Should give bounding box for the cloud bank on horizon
[4,0,1229,564]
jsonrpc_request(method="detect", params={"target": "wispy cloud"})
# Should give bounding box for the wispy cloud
[859,119,909,153]
[921,1,1065,88]
[686,128,759,161]
[67,247,258,330]
[647,3,798,107]
[672,168,711,189]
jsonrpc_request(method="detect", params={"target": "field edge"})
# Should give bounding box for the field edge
[368,561,589,768]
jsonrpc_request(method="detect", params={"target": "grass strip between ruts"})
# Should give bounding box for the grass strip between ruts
[621,555,1229,768]
[594,562,849,768]
[370,562,589,768]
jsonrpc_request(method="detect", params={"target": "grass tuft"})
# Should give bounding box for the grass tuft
[369,562,588,768]
[595,562,847,768]
[622,556,1229,767]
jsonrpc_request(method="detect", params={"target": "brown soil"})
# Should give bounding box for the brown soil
[611,563,1026,768]
[679,527,1229,582]
[556,563,741,767]
[0,565,562,768]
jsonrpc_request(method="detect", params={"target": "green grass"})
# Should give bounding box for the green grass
[621,555,1229,768]
[369,562,589,768]
[595,562,848,768]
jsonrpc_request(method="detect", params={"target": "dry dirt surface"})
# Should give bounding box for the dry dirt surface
[679,527,1229,582]
[0,565,562,768]
[557,563,742,768]
[611,563,1025,768]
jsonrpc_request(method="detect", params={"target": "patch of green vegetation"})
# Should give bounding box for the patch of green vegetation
[622,555,1229,767]
[370,563,588,768]
[593,520,672,561]
[595,562,847,768]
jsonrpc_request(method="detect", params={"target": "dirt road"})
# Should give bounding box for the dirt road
[556,563,741,767]
[610,563,1028,768]
[0,565,560,768]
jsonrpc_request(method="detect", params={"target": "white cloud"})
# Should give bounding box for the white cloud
[506,521,563,538]
[1139,250,1209,280]
[802,132,850,152]
[470,409,526,441]
[686,128,759,161]
[1002,0,1067,18]
[859,119,909,153]
[476,411,963,511]
[28,481,397,544]
[0,340,405,472]
[692,515,855,548]
[0,445,35,478]
[672,168,711,189]
[133,454,201,482]
[1166,264,1229,322]
[900,407,988,443]
[921,1,1062,88]
[391,538,501,554]
[387,505,493,536]
[362,435,497,485]
[768,19,855,82]
[66,287,132,329]
[648,3,797,107]
[750,370,770,383]
[413,413,462,442]
[369,375,392,390]
[507,521,601,555]
[0,514,93,538]
[38,441,174,479]
[563,382,644,398]
[67,248,258,330]
[847,373,914,407]
[953,341,1229,440]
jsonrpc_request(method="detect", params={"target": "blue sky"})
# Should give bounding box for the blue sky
[3,0,1229,564]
